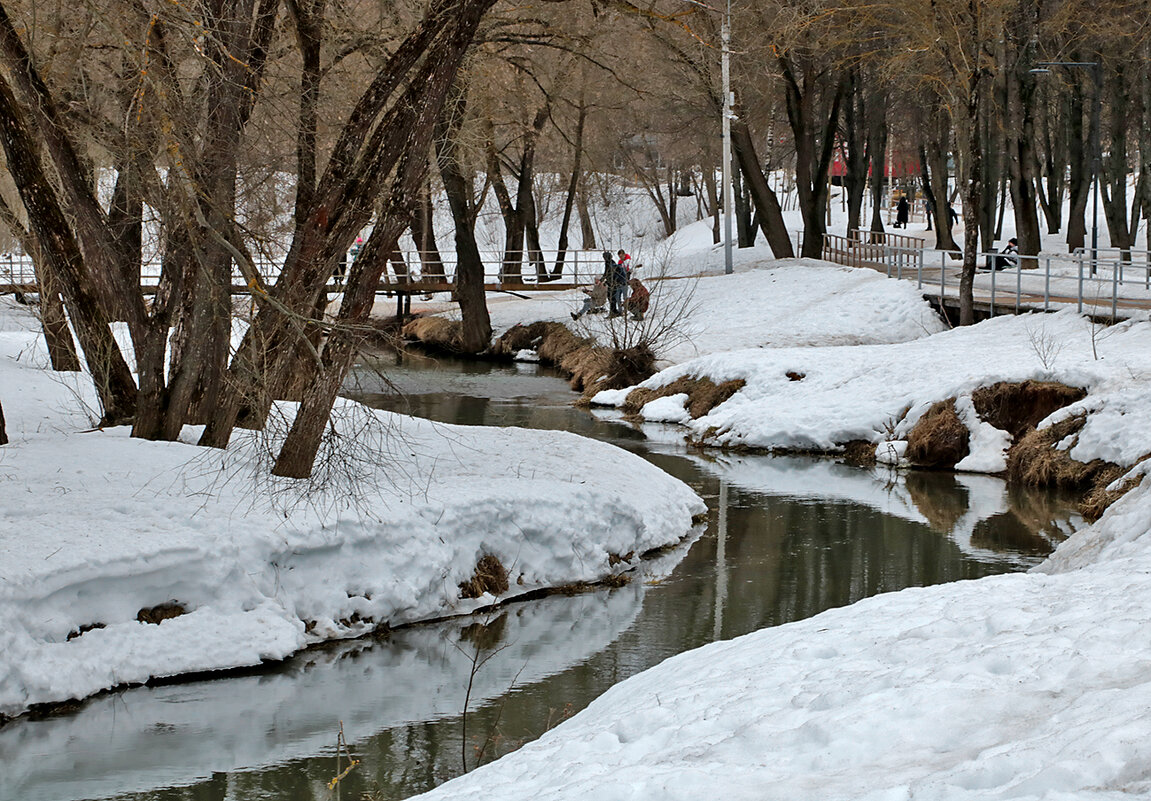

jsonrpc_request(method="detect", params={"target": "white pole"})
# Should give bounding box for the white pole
[721,0,734,275]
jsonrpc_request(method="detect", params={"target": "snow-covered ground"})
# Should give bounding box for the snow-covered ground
[397,215,1151,799]
[0,299,704,719]
[7,182,1151,799]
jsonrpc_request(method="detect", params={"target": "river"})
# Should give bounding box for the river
[0,353,1082,801]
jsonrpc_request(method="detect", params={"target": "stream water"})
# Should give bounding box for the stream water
[1,353,1083,801]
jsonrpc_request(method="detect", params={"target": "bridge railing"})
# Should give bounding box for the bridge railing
[823,232,1151,320]
[0,248,614,294]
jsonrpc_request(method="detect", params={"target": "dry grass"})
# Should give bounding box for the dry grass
[1079,469,1141,522]
[402,316,463,351]
[459,554,510,599]
[971,380,1086,440]
[840,440,877,467]
[906,400,970,468]
[136,602,187,625]
[1005,414,1135,520]
[621,375,746,419]
[491,321,655,398]
[1007,415,1094,487]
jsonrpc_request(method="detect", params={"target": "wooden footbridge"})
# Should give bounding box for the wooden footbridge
[0,249,606,317]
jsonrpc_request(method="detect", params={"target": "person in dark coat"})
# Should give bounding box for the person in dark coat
[895,195,910,229]
[605,258,628,318]
[994,238,1019,271]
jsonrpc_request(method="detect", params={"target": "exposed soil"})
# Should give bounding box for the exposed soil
[971,380,1087,440]
[136,602,187,625]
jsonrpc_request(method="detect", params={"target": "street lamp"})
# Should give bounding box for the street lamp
[1030,60,1102,266]
[680,0,734,275]
[720,0,733,275]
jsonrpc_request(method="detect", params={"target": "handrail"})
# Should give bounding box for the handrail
[0,248,616,294]
[822,233,1151,322]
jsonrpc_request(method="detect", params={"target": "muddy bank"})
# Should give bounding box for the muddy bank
[402,317,656,399]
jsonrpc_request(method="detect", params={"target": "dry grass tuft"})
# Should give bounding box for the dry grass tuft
[1006,415,1094,486]
[137,602,187,625]
[1079,468,1140,522]
[459,554,510,599]
[840,439,878,467]
[621,375,746,419]
[402,316,463,351]
[971,380,1086,440]
[906,400,970,468]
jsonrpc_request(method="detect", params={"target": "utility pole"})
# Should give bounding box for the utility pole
[720,0,734,274]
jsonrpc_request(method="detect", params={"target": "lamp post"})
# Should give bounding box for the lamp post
[720,0,733,275]
[681,0,734,275]
[1031,60,1102,265]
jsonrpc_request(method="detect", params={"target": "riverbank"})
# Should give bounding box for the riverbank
[0,298,705,722]
[394,245,1151,799]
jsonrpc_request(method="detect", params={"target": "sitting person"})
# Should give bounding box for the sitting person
[625,277,650,320]
[572,278,608,320]
[994,237,1018,271]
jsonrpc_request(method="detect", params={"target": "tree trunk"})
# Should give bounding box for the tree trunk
[410,178,446,279]
[577,187,596,250]
[435,78,491,352]
[730,116,793,257]
[843,70,871,239]
[271,0,495,476]
[0,72,137,423]
[780,56,846,258]
[1100,64,1133,255]
[1065,80,1090,253]
[553,95,587,280]
[925,105,960,252]
[703,165,721,245]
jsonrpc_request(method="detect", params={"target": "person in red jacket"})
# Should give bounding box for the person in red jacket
[625,277,650,321]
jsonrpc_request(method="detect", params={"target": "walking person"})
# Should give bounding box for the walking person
[924,197,933,231]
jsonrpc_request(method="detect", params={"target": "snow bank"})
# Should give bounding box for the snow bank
[411,466,1151,801]
[0,307,704,718]
[594,308,1151,472]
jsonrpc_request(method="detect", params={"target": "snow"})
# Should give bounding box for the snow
[396,212,1151,799]
[8,183,1151,799]
[0,302,704,719]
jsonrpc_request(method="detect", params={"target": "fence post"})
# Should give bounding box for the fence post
[1077,253,1084,314]
[989,257,996,317]
[1112,260,1119,321]
[1044,255,1050,311]
[1015,259,1021,315]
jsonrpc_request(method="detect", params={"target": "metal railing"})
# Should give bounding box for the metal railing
[822,232,1151,320]
[0,248,614,294]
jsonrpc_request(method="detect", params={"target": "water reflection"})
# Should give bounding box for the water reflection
[1,352,1084,801]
